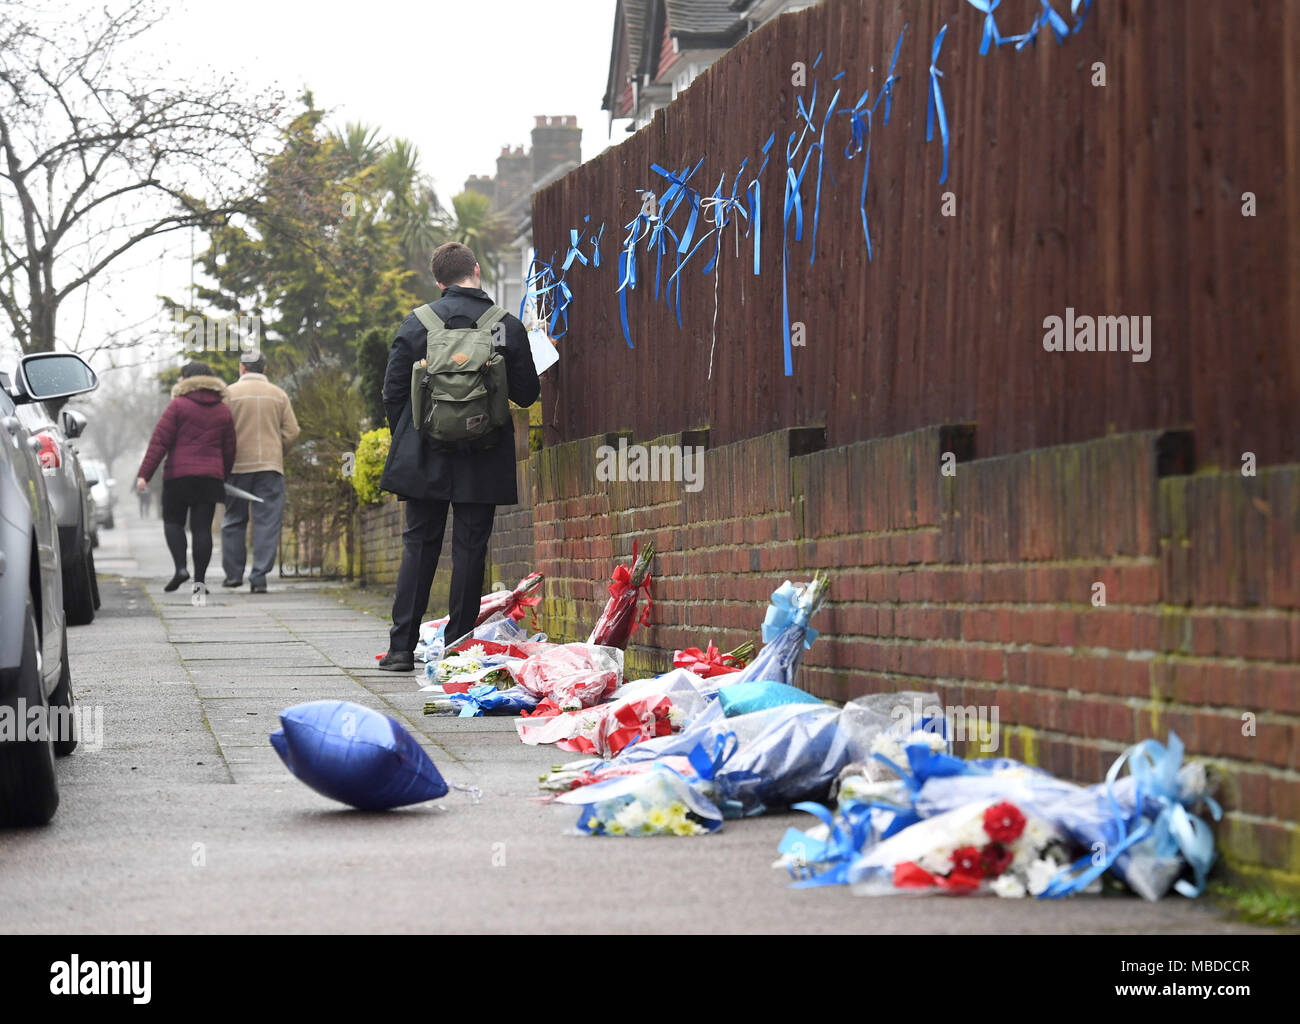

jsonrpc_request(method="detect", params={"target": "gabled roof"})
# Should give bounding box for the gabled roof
[602,0,650,112]
[664,0,747,39]
[604,0,750,117]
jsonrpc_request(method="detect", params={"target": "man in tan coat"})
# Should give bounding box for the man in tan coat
[220,351,300,593]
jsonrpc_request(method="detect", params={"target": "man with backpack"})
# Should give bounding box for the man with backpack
[376,242,540,671]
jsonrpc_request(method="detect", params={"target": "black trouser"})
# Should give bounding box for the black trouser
[161,477,220,583]
[388,499,496,654]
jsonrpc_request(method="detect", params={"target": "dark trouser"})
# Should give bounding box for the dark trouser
[221,470,287,586]
[163,508,215,580]
[388,499,496,654]
[161,476,223,583]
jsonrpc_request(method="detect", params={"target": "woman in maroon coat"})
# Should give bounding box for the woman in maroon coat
[136,361,236,595]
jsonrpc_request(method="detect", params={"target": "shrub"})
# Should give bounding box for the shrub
[351,427,390,504]
[355,327,390,431]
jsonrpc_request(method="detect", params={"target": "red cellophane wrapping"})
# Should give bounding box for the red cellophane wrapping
[586,541,654,650]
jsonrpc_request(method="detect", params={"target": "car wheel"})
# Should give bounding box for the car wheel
[50,624,77,758]
[88,547,101,611]
[0,602,59,826]
[63,542,96,626]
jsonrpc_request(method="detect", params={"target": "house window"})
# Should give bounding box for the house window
[672,64,697,101]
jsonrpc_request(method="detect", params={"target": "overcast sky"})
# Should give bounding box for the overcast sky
[11,0,619,369]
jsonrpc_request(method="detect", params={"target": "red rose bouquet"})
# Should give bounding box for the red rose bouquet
[587,541,654,650]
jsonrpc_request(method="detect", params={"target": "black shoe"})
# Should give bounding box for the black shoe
[221,577,243,588]
[250,582,268,594]
[376,651,415,672]
[163,569,191,593]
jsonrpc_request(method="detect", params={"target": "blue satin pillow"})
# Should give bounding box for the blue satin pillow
[270,700,448,810]
[717,680,823,717]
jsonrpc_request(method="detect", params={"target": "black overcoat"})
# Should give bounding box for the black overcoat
[379,285,540,504]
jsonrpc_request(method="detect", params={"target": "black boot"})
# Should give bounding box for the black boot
[164,568,191,592]
[377,650,415,672]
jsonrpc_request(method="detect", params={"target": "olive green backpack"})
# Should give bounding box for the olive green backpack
[409,303,510,446]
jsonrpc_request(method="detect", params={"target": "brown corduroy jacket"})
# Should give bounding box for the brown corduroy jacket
[226,372,300,474]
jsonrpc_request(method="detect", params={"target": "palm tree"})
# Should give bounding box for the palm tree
[445,190,509,284]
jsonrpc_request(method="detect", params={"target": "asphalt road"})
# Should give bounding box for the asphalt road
[0,500,1265,934]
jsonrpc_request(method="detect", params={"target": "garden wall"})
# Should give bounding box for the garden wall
[493,424,1300,888]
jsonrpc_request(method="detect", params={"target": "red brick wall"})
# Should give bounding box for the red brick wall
[498,424,1299,887]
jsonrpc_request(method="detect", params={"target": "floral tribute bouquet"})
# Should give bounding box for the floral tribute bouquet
[556,764,723,837]
[514,642,624,714]
[587,541,655,649]
[846,799,1069,897]
[671,639,754,679]
[912,733,1221,901]
[725,573,829,689]
[422,683,541,718]
[516,694,686,759]
[537,754,700,795]
[413,573,545,660]
[422,617,546,691]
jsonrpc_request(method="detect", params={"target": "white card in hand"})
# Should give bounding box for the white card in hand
[528,328,559,374]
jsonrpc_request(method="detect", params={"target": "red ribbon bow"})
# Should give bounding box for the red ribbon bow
[605,541,653,636]
[672,641,741,679]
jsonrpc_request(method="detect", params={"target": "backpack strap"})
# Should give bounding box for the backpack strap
[475,304,508,332]
[413,304,445,333]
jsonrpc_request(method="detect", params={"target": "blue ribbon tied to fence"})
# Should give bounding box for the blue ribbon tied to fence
[926,23,950,186]
[748,132,775,275]
[617,206,656,347]
[965,0,1004,54]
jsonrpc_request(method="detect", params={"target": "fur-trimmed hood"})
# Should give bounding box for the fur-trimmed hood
[171,375,228,403]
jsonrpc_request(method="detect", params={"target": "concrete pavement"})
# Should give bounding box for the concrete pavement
[0,500,1264,933]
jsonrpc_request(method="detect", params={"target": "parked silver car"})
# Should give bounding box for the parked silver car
[1,352,99,825]
[82,457,116,531]
[13,397,100,623]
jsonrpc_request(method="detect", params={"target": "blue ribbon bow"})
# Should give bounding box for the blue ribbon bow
[1039,733,1221,899]
[760,580,820,648]
[965,0,1003,55]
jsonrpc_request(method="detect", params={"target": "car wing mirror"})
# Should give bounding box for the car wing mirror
[61,408,87,439]
[15,352,98,404]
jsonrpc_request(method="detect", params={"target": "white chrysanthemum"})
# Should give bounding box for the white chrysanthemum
[1026,858,1061,896]
[906,729,948,753]
[839,777,908,808]
[667,705,687,728]
[1012,842,1040,871]
[614,801,647,831]
[1022,815,1058,851]
[917,846,956,876]
[992,874,1027,898]
[954,816,989,849]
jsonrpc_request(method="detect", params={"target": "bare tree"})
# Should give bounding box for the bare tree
[66,364,167,477]
[0,0,283,355]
